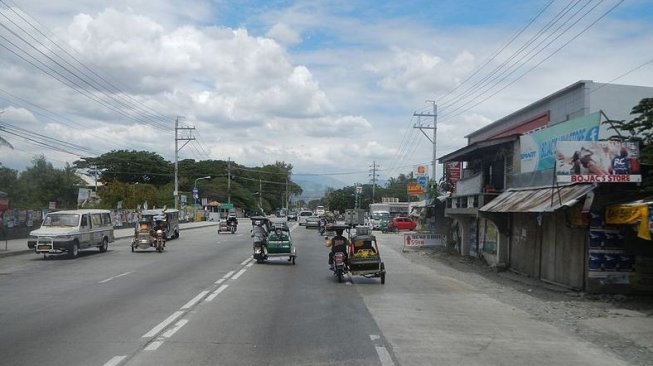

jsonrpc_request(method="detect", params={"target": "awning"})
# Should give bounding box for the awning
[438,134,519,163]
[480,184,595,213]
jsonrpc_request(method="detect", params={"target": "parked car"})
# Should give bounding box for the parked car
[387,217,416,232]
[287,211,298,221]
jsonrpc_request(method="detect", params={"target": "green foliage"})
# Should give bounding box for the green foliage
[11,156,85,209]
[74,150,173,186]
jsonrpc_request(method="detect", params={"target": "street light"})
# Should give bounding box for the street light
[193,176,211,219]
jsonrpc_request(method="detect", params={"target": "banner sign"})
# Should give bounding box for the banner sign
[605,203,650,240]
[407,182,424,196]
[555,141,641,184]
[520,112,601,173]
[403,233,446,251]
[445,162,462,183]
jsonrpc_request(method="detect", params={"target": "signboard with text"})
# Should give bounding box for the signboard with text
[403,233,446,251]
[520,112,601,173]
[407,182,424,196]
[555,141,641,183]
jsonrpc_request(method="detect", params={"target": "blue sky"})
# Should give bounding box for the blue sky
[1,0,652,186]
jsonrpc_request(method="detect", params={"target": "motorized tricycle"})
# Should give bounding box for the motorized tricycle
[327,225,385,284]
[218,216,237,234]
[131,218,165,253]
[251,217,296,264]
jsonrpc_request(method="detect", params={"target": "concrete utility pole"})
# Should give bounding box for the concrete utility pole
[413,101,438,182]
[174,117,196,210]
[369,161,379,203]
[227,158,231,204]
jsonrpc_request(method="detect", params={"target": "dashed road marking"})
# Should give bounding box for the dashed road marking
[370,334,395,366]
[232,268,247,280]
[103,355,126,366]
[206,284,229,302]
[142,311,184,338]
[181,290,209,310]
[99,271,133,284]
[246,261,254,268]
[162,319,188,338]
[144,339,164,351]
[240,258,252,266]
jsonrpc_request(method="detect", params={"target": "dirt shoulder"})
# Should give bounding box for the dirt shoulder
[378,232,653,366]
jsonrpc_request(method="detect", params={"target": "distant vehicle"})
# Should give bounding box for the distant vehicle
[370,211,390,230]
[298,210,314,226]
[28,209,115,259]
[316,205,326,216]
[387,217,416,232]
[287,211,298,221]
[305,215,321,228]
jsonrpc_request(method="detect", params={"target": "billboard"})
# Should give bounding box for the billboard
[555,141,641,183]
[407,182,424,196]
[414,165,428,177]
[520,112,601,173]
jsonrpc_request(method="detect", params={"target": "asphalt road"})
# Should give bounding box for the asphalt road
[0,221,633,366]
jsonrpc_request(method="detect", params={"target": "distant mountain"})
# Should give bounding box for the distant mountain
[294,175,347,201]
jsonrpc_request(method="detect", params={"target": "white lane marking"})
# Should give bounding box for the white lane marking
[144,339,164,351]
[240,258,252,266]
[375,346,395,366]
[205,284,229,302]
[231,268,247,280]
[246,261,254,268]
[103,355,126,366]
[370,334,395,366]
[142,311,184,338]
[162,319,188,338]
[223,270,235,279]
[215,278,226,285]
[181,290,209,310]
[99,271,133,284]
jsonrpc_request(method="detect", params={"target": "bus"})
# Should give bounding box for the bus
[316,205,325,216]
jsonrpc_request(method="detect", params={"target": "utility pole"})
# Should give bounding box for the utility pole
[369,161,379,203]
[259,178,263,210]
[227,158,231,204]
[285,178,289,211]
[174,117,195,210]
[413,101,437,182]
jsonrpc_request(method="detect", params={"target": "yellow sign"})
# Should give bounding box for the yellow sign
[407,182,424,196]
[605,204,651,240]
[415,165,427,176]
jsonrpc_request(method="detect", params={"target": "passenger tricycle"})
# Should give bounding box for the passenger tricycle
[326,225,385,284]
[131,218,165,253]
[251,217,296,264]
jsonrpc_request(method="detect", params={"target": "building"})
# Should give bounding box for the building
[439,80,653,292]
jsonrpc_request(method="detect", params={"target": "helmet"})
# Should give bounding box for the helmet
[335,229,344,235]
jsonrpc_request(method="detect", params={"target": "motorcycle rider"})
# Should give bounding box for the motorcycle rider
[226,214,238,231]
[150,218,167,247]
[327,228,349,269]
[251,219,268,251]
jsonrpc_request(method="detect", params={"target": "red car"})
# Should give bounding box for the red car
[388,217,416,231]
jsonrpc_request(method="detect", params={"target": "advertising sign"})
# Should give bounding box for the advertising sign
[407,182,424,196]
[555,141,641,184]
[445,162,462,183]
[403,233,446,251]
[520,112,601,173]
[414,165,428,177]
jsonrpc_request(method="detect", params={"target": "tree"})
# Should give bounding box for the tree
[609,98,653,192]
[74,150,173,186]
[14,156,85,209]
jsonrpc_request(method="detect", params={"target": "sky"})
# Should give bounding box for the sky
[0,0,652,187]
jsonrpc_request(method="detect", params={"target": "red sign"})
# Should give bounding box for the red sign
[446,162,462,182]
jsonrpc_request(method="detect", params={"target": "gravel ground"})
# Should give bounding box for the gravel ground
[379,233,653,366]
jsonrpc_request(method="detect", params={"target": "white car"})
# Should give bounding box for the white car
[298,210,314,226]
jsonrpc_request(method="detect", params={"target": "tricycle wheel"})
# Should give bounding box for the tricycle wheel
[292,256,296,265]
[337,270,343,283]
[380,262,386,284]
[131,245,135,252]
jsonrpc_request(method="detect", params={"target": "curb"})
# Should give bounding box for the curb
[0,223,217,259]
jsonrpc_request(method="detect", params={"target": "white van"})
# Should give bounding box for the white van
[28,209,115,258]
[298,210,314,226]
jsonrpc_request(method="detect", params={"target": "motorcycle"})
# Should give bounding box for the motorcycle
[332,251,347,283]
[155,229,165,253]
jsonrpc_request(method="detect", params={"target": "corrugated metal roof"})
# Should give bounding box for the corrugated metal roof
[480,184,594,213]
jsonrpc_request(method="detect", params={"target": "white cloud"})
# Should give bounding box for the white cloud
[266,23,301,46]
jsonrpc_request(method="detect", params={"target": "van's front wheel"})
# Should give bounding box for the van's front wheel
[99,238,108,253]
[69,243,80,259]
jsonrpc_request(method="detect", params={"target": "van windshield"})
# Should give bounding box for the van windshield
[43,214,79,227]
[372,212,389,220]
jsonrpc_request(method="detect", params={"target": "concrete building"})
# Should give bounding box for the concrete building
[439,80,653,292]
